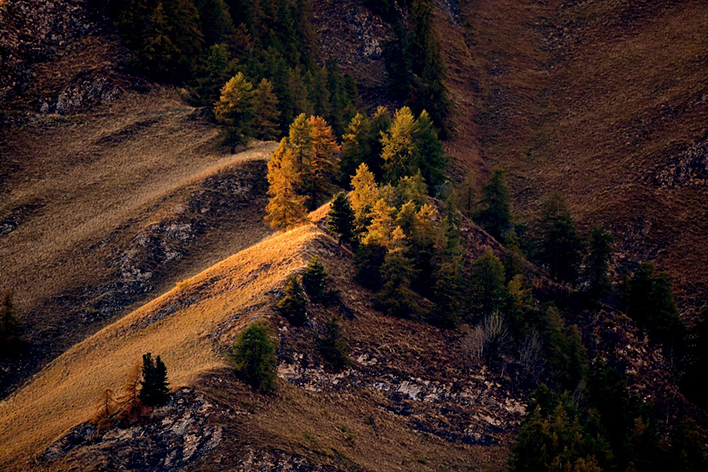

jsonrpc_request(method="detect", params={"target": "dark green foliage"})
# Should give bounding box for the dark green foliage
[413,110,447,192]
[139,353,170,406]
[430,218,464,327]
[0,290,24,357]
[193,43,239,106]
[214,72,256,147]
[317,316,350,371]
[277,274,308,325]
[302,257,330,304]
[624,263,682,345]
[468,251,509,319]
[252,78,281,140]
[229,321,277,393]
[474,169,512,242]
[667,418,708,472]
[375,232,420,318]
[327,192,356,244]
[585,226,614,298]
[535,191,584,284]
[383,0,450,135]
[195,0,235,46]
[354,243,387,291]
[682,307,708,409]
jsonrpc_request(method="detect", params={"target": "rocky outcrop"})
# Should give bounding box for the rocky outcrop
[41,388,223,472]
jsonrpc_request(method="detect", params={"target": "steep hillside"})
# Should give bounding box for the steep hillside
[443,0,708,312]
[0,91,277,396]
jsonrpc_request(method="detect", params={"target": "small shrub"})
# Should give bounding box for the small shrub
[229,320,277,393]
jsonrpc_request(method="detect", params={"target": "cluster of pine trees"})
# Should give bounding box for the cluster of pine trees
[109,0,358,139]
[370,0,451,136]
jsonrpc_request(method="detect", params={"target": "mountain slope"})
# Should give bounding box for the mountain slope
[0,90,277,396]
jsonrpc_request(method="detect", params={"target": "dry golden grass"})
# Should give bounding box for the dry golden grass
[446,0,708,310]
[0,223,324,470]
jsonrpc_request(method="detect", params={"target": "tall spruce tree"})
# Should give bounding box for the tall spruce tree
[302,256,329,304]
[585,226,614,298]
[327,192,356,244]
[469,251,508,319]
[252,78,281,140]
[535,191,584,285]
[193,43,238,106]
[413,110,447,192]
[339,113,373,184]
[475,169,512,242]
[139,353,170,406]
[625,263,682,344]
[375,227,420,317]
[277,275,308,325]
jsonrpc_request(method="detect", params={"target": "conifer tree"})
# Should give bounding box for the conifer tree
[362,199,397,247]
[318,316,350,371]
[413,110,447,191]
[430,216,464,327]
[376,227,420,318]
[380,107,418,183]
[252,78,281,140]
[339,113,373,184]
[469,251,508,319]
[119,360,143,423]
[475,169,512,242]
[229,320,277,393]
[302,116,340,209]
[194,43,239,106]
[535,191,584,284]
[456,171,477,219]
[368,106,392,178]
[287,113,313,165]
[93,388,120,433]
[264,144,308,230]
[349,163,380,220]
[325,57,356,137]
[625,263,682,344]
[214,72,256,148]
[585,226,614,298]
[0,290,22,356]
[195,0,235,46]
[385,18,413,101]
[139,353,170,406]
[277,275,308,325]
[396,171,428,208]
[327,192,356,244]
[308,66,331,120]
[302,256,329,304]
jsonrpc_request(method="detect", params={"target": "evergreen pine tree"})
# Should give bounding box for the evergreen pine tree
[193,43,239,106]
[625,263,682,344]
[396,171,428,208]
[535,191,584,284]
[214,72,256,148]
[277,275,308,325]
[308,66,331,120]
[229,320,277,393]
[469,251,508,319]
[318,316,350,371]
[430,217,464,327]
[376,227,420,318]
[0,290,23,356]
[327,192,356,244]
[368,106,392,179]
[302,256,329,304]
[325,56,356,136]
[252,78,281,140]
[264,143,308,230]
[139,353,170,406]
[585,226,614,298]
[456,171,477,219]
[475,169,512,242]
[195,0,235,46]
[412,110,447,192]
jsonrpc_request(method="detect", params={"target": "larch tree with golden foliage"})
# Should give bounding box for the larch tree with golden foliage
[214,72,255,148]
[349,163,379,221]
[264,142,308,230]
[380,107,418,183]
[303,116,340,209]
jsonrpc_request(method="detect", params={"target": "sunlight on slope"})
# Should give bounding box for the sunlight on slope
[0,224,327,469]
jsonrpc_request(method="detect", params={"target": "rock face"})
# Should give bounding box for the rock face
[0,0,133,113]
[41,388,223,472]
